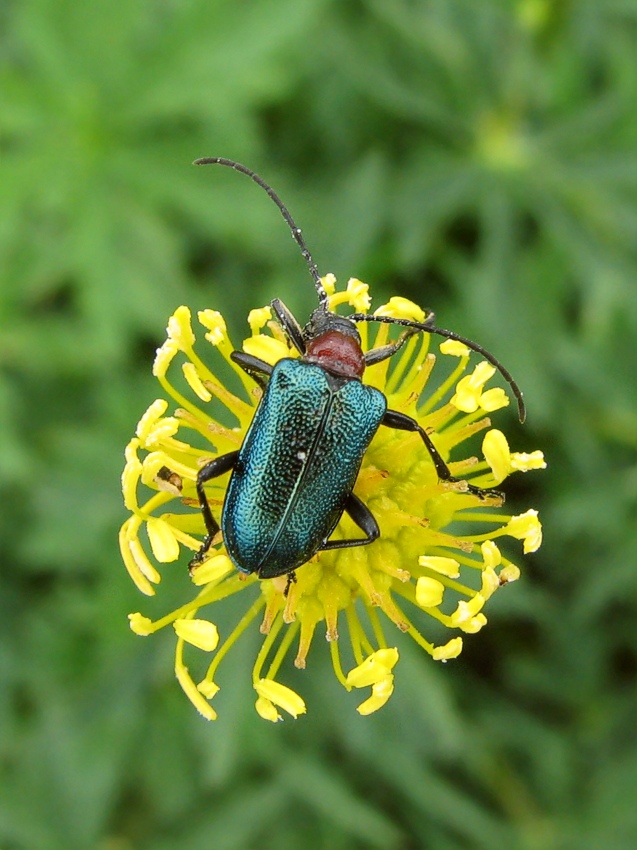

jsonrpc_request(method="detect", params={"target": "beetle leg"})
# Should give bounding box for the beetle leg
[382,408,504,501]
[364,328,419,367]
[189,450,240,570]
[320,493,380,551]
[230,351,273,390]
[284,570,297,597]
[271,298,306,354]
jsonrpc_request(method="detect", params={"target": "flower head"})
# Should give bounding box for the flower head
[120,277,545,720]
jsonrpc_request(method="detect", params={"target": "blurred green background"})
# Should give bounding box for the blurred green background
[2,0,637,848]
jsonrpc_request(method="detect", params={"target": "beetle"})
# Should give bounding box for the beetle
[188,158,525,582]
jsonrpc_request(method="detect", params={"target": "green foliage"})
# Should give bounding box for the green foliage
[2,0,637,847]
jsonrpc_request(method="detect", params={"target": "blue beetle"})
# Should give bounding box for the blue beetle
[189,158,525,582]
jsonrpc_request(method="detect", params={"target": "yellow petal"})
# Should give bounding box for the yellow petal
[452,362,496,413]
[247,306,272,335]
[128,538,161,584]
[481,541,502,568]
[482,429,512,483]
[135,399,169,442]
[121,442,142,511]
[120,524,155,596]
[450,594,486,628]
[432,637,463,661]
[190,553,234,586]
[346,648,399,688]
[452,382,480,413]
[440,339,470,357]
[461,613,488,634]
[510,450,547,472]
[479,387,509,412]
[480,567,500,600]
[198,309,228,346]
[472,361,497,384]
[141,451,196,487]
[175,659,217,720]
[167,305,195,349]
[500,563,521,582]
[147,517,180,563]
[153,339,179,377]
[182,362,212,402]
[346,277,371,311]
[321,273,337,295]
[418,555,460,578]
[197,679,220,699]
[255,696,282,722]
[143,417,181,449]
[415,576,445,608]
[173,618,219,651]
[242,334,289,365]
[375,296,426,322]
[356,675,395,716]
[506,509,542,553]
[128,612,154,636]
[254,679,306,718]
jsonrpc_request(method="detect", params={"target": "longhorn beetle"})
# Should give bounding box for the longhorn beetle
[189,158,525,584]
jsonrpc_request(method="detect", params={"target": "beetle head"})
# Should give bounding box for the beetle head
[303,307,360,344]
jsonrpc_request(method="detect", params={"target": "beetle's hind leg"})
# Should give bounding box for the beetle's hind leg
[382,408,503,501]
[189,450,240,571]
[320,493,380,551]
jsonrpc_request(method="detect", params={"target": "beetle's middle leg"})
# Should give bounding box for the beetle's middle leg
[189,450,239,570]
[320,493,380,551]
[382,408,503,501]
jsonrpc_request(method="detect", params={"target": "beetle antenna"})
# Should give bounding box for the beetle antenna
[349,312,526,423]
[194,157,329,311]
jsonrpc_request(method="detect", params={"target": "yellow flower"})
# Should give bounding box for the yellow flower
[119,277,545,719]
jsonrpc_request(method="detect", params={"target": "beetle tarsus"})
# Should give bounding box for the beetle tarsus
[188,538,211,573]
[460,481,504,502]
[284,571,297,597]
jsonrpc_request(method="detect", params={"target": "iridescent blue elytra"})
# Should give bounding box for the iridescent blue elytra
[222,358,387,579]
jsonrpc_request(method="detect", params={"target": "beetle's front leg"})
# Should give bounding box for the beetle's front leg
[230,351,273,390]
[189,450,240,570]
[364,329,418,367]
[363,311,436,367]
[382,409,503,501]
[271,298,306,354]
